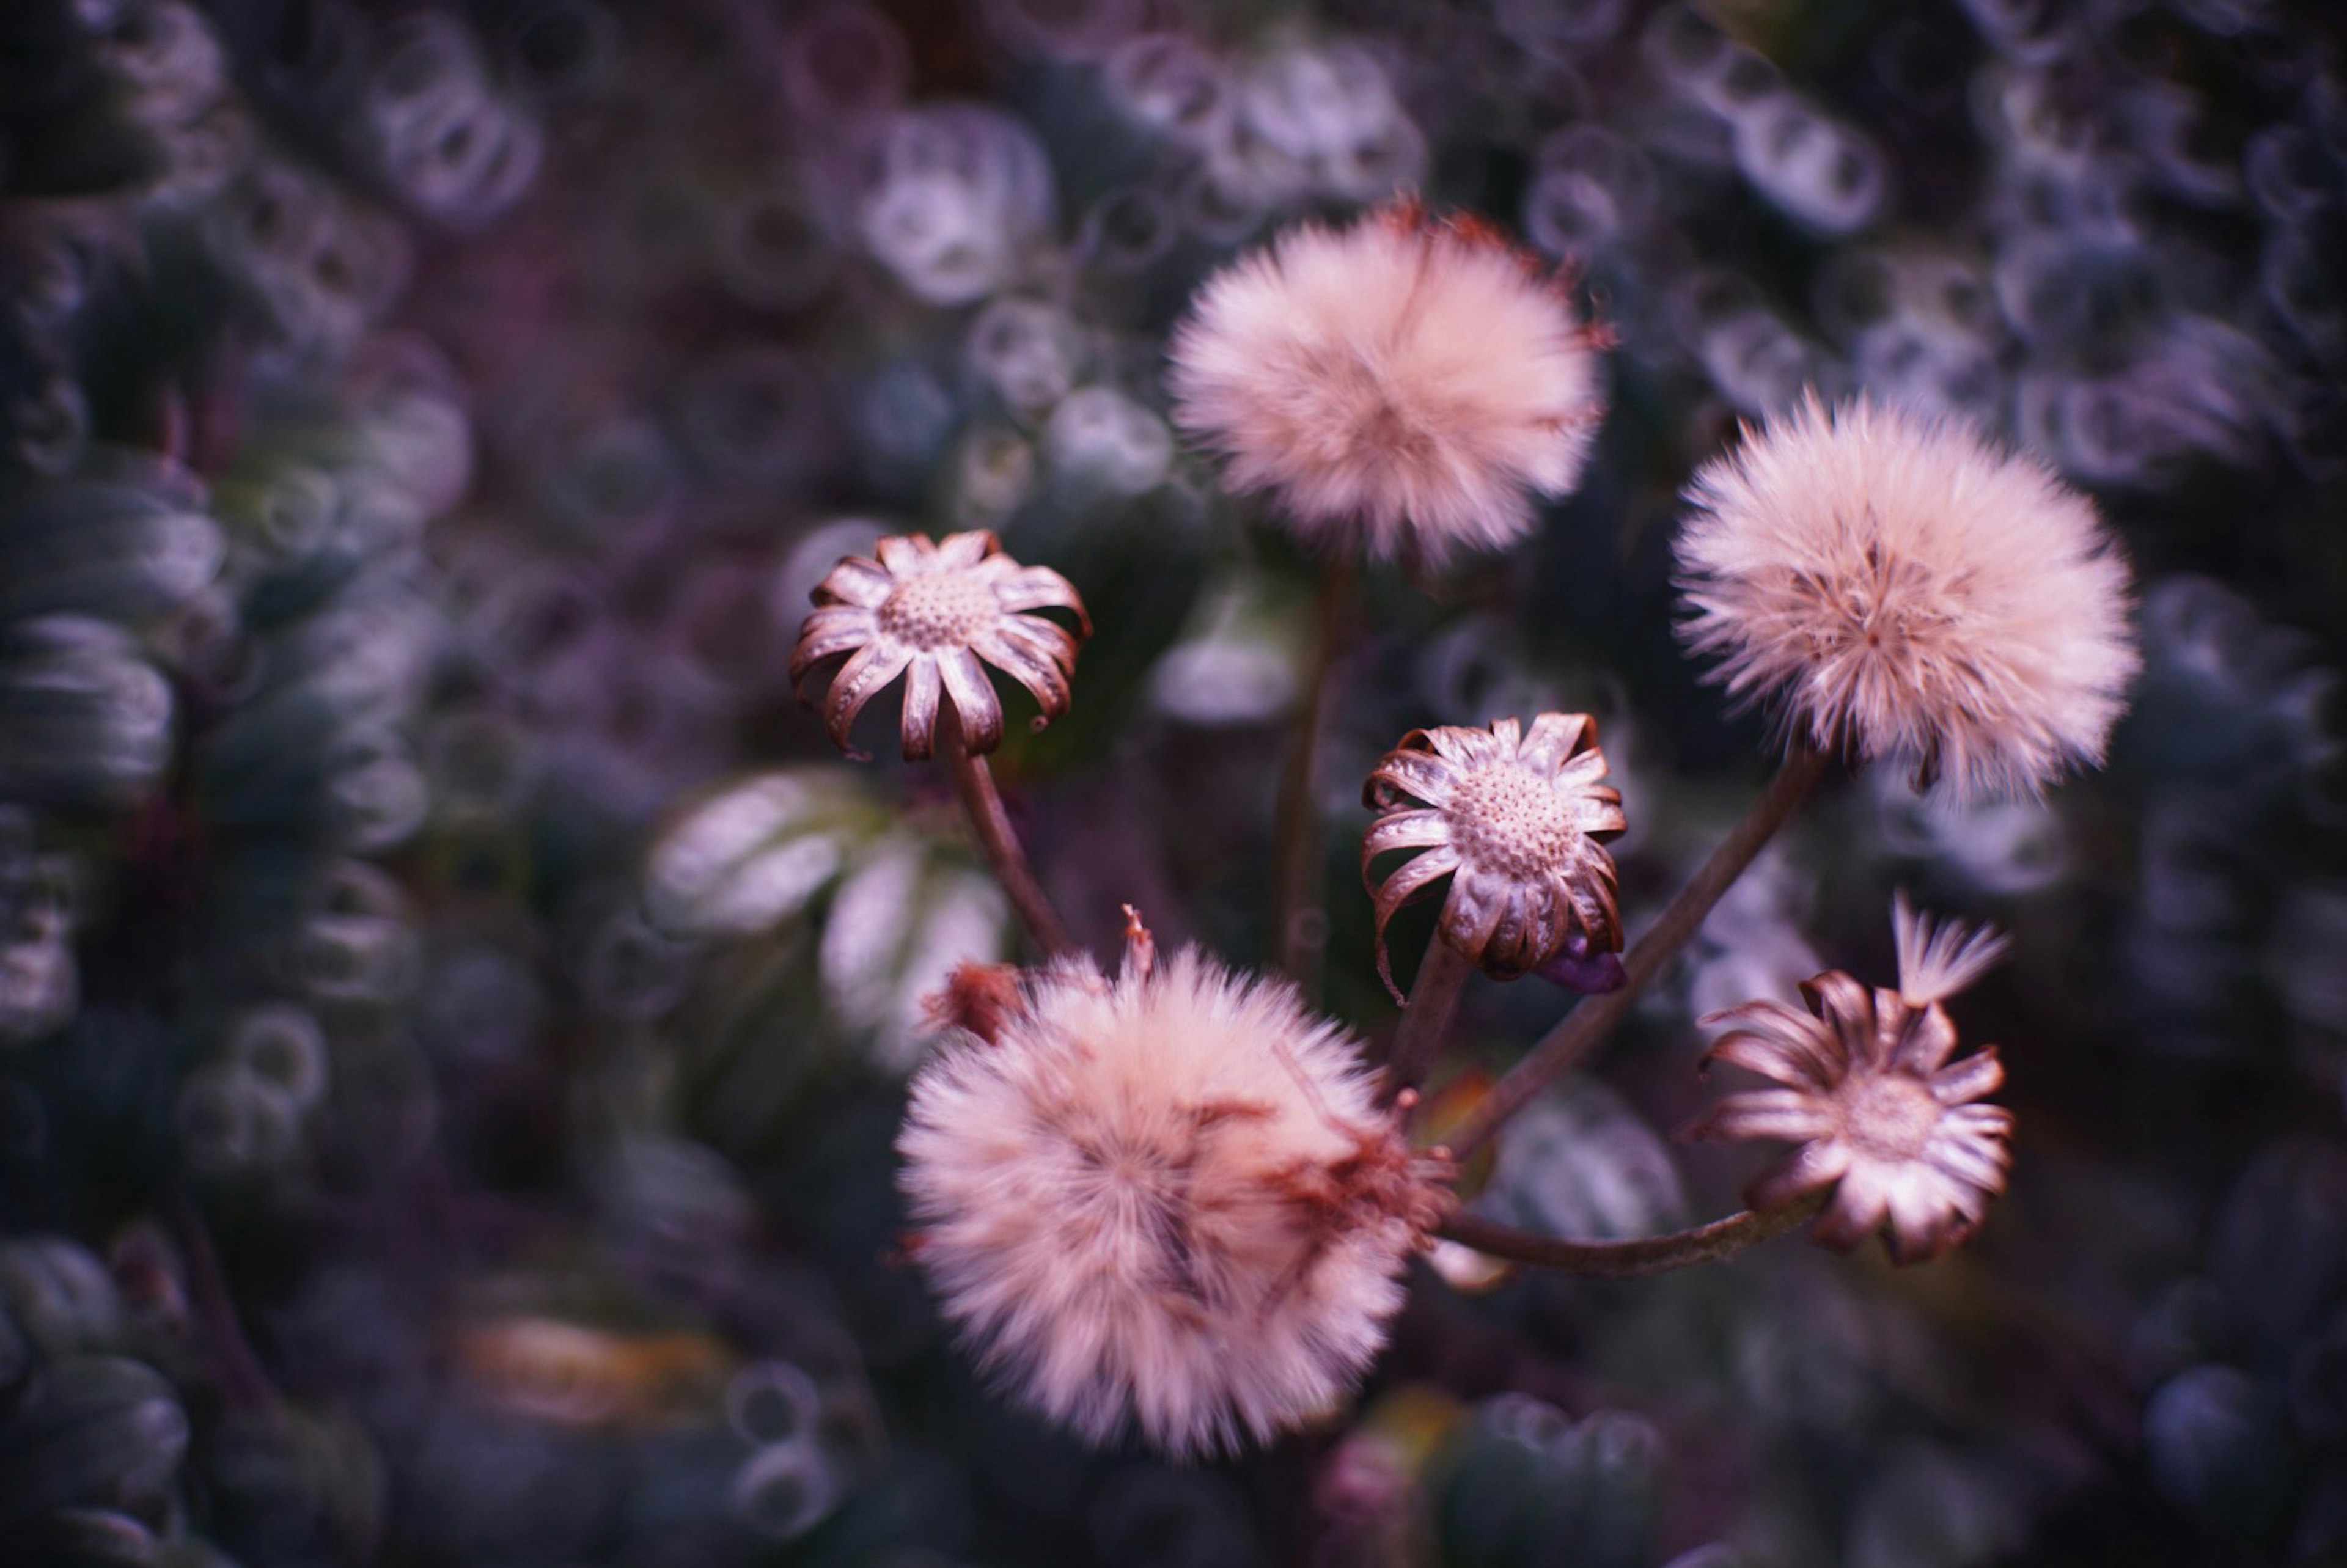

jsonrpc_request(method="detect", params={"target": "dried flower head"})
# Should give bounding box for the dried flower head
[1683,896,2013,1264]
[1167,198,1606,566]
[1674,394,2139,799]
[898,915,1453,1457]
[790,530,1089,761]
[1362,714,1626,995]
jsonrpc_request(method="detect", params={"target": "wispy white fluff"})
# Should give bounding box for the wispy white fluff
[1675,395,2139,800]
[898,944,1447,1458]
[1167,202,1605,566]
[1892,890,2009,1007]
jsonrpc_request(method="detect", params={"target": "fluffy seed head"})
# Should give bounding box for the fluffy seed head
[1674,394,2139,799]
[1362,714,1626,995]
[1167,199,1606,566]
[1683,899,2013,1264]
[897,922,1452,1457]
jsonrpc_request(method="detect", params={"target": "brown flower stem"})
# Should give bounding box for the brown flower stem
[940,707,1076,958]
[1268,557,1356,994]
[1445,741,1833,1161]
[1384,935,1471,1104]
[164,1189,279,1414]
[1438,1189,1829,1278]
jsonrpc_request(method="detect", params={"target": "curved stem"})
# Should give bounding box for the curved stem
[165,1189,279,1413]
[1383,934,1471,1105]
[941,708,1076,958]
[1446,742,1832,1161]
[1439,1189,1827,1278]
[1268,558,1355,994]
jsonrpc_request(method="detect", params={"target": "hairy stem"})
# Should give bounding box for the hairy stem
[1439,1189,1829,1278]
[1383,934,1471,1105]
[1446,742,1832,1160]
[1268,558,1356,994]
[941,707,1076,958]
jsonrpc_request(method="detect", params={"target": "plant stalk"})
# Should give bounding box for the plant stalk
[941,706,1076,958]
[1439,1189,1829,1278]
[1445,741,1832,1160]
[1383,934,1471,1104]
[1268,558,1355,994]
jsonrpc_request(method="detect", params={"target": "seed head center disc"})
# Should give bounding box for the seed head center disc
[880,571,994,650]
[1448,763,1578,880]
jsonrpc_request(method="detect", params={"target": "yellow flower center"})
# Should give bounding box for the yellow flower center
[1447,763,1579,881]
[1839,1073,1940,1162]
[879,571,996,650]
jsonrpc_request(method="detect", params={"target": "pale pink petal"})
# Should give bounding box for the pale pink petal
[813,557,894,608]
[1745,1138,1853,1212]
[1811,1162,1892,1252]
[939,648,1004,753]
[1928,1047,2004,1105]
[821,640,914,756]
[973,626,1071,724]
[1682,1088,1834,1144]
[991,612,1082,676]
[1416,726,1502,769]
[1882,1170,1982,1265]
[789,605,880,679]
[1368,846,1461,997]
[1438,868,1513,966]
[935,530,999,570]
[1363,749,1463,811]
[1944,1104,2015,1140]
[1516,711,1592,775]
[900,655,943,761]
[1920,1129,2009,1190]
[876,535,938,574]
[1889,999,1962,1075]
[1361,810,1451,863]
[1703,1022,1840,1090]
[993,566,1093,635]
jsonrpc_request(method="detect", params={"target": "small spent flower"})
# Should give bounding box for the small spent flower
[1674,394,2138,799]
[898,914,1452,1458]
[790,530,1089,761]
[1683,896,2013,1264]
[1168,198,1606,566]
[1363,714,1626,995]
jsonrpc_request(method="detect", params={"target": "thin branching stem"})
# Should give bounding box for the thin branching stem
[1438,1189,1829,1278]
[1383,935,1471,1104]
[941,707,1076,958]
[1445,741,1832,1160]
[1269,557,1356,994]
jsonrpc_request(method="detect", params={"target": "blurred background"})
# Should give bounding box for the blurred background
[1,0,2344,1563]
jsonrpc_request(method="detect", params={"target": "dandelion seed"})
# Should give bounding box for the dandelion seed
[788,530,1089,760]
[897,917,1453,1457]
[1684,898,2011,1264]
[1167,198,1606,566]
[1674,394,2138,799]
[1362,714,1626,996]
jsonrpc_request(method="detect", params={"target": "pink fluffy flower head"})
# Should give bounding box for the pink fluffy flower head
[1675,395,2138,800]
[898,914,1453,1458]
[1167,198,1606,566]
